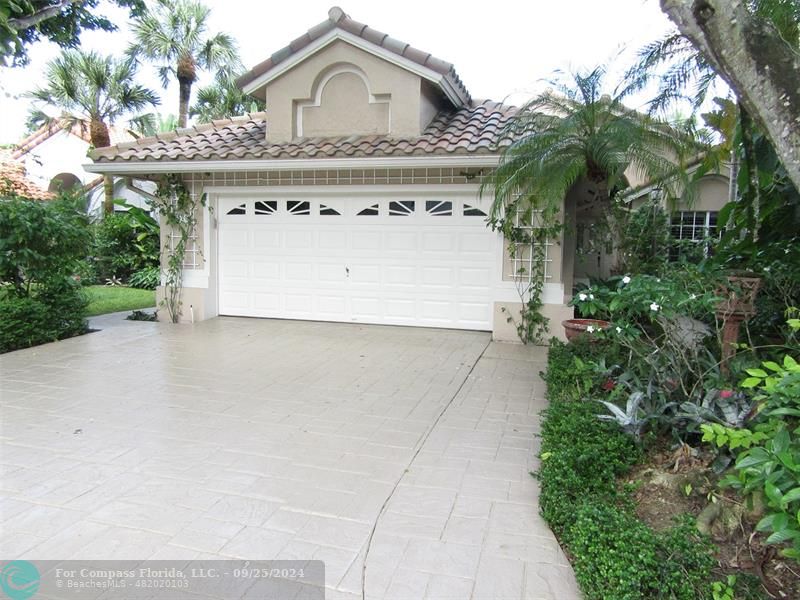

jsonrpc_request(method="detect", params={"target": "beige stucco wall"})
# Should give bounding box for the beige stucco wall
[262,40,432,142]
[492,302,573,343]
[300,71,390,137]
[674,175,730,212]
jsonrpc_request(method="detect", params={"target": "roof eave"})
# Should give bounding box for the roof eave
[83,154,500,175]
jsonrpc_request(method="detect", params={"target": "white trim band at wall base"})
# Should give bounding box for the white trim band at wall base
[83,155,500,175]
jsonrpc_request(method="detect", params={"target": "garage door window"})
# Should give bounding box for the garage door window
[426,200,452,216]
[463,204,487,217]
[227,203,246,215]
[389,200,415,216]
[287,200,311,215]
[254,200,277,215]
[320,204,341,216]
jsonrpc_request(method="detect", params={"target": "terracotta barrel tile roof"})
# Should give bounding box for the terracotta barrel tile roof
[0,159,55,200]
[89,101,518,165]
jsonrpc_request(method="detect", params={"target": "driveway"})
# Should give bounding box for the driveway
[0,315,579,599]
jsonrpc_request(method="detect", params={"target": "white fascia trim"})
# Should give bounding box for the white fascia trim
[83,155,500,175]
[202,183,482,195]
[241,29,465,107]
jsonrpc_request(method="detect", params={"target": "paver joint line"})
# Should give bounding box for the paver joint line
[359,338,492,600]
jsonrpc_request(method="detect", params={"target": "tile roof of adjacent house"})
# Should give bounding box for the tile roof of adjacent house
[236,6,470,105]
[0,157,55,200]
[90,100,517,164]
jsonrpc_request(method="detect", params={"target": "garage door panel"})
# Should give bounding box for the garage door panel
[422,267,453,287]
[421,300,452,321]
[221,229,249,249]
[351,295,380,313]
[253,230,280,248]
[422,232,455,252]
[222,260,249,278]
[253,293,280,311]
[386,232,417,252]
[285,294,313,314]
[318,263,346,282]
[252,261,280,281]
[384,299,415,319]
[218,195,497,330]
[352,232,381,251]
[384,265,415,286]
[351,264,381,285]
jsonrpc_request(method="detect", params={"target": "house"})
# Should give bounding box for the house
[12,121,153,215]
[0,151,54,200]
[84,6,728,341]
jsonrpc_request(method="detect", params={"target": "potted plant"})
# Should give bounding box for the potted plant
[561,318,612,341]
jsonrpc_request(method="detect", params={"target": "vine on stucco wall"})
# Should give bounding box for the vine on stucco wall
[493,200,563,344]
[151,174,206,323]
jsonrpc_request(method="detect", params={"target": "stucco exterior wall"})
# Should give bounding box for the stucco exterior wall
[21,131,95,189]
[263,40,429,142]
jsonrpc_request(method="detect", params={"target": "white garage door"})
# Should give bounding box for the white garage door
[217,193,497,330]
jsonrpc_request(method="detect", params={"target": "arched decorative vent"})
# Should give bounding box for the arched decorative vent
[426,200,452,216]
[389,200,415,216]
[320,204,341,216]
[255,200,278,215]
[357,204,379,216]
[464,204,487,217]
[287,200,310,215]
[227,203,246,215]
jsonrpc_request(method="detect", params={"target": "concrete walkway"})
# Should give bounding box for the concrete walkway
[0,315,579,599]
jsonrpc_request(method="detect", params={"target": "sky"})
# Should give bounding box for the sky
[0,0,678,145]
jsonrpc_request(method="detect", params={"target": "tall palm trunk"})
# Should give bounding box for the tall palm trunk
[89,119,115,215]
[176,56,197,128]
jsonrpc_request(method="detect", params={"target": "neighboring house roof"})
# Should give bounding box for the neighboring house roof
[90,100,517,164]
[237,6,471,106]
[12,120,136,159]
[0,157,55,200]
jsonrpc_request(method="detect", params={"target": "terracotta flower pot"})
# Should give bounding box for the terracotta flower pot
[561,318,611,342]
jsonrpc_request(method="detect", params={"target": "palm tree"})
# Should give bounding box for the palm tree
[190,72,264,124]
[28,49,160,213]
[128,0,241,128]
[486,66,696,227]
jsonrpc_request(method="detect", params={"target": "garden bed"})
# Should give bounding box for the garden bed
[539,339,799,600]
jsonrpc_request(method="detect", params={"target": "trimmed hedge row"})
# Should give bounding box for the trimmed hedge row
[538,340,715,599]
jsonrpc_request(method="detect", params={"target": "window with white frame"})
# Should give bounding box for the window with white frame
[669,210,718,260]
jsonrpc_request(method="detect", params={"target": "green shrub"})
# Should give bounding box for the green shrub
[0,282,87,353]
[92,211,159,281]
[539,339,716,599]
[128,266,160,290]
[0,197,89,353]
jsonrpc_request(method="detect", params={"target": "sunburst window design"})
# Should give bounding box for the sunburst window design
[226,203,246,215]
[254,200,277,215]
[320,204,341,216]
[464,204,487,217]
[426,200,452,216]
[357,204,379,216]
[287,200,311,215]
[389,200,415,216]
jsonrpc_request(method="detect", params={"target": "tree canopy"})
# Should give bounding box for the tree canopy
[0,0,144,66]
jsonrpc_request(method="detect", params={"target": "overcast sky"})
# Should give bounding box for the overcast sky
[0,0,677,144]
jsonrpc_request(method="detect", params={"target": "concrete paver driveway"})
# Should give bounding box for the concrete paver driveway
[0,315,579,599]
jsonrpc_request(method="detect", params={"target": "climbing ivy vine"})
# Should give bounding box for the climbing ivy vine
[492,197,563,344]
[150,174,205,323]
